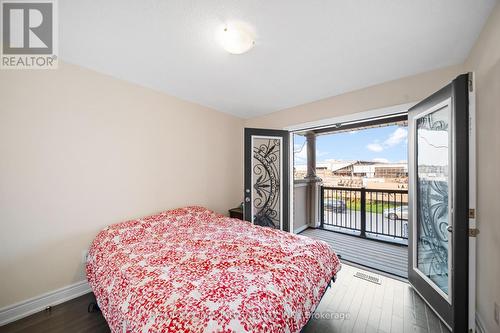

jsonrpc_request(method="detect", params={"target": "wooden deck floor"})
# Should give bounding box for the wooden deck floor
[300,228,408,278]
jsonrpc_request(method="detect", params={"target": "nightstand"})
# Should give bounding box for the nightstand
[228,207,244,220]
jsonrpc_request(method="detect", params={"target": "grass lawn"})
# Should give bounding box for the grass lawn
[345,200,396,213]
[324,196,398,212]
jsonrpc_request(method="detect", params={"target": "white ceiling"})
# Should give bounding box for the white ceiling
[60,0,497,118]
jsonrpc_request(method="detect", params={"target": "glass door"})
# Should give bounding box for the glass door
[415,98,452,300]
[408,74,470,331]
[244,128,290,231]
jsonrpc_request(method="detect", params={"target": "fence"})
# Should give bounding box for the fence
[320,186,408,242]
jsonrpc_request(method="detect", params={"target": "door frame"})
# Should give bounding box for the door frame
[467,73,477,331]
[406,84,456,329]
[407,74,470,332]
[285,102,416,236]
[288,132,295,233]
[408,94,454,308]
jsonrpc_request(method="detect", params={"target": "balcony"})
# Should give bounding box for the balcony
[293,126,410,278]
[294,183,409,279]
[320,186,408,244]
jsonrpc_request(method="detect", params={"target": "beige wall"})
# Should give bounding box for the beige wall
[245,65,463,129]
[1,4,499,329]
[0,62,244,308]
[464,4,500,332]
[293,183,308,233]
[246,4,500,331]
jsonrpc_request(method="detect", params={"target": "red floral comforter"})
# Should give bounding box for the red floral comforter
[87,206,341,333]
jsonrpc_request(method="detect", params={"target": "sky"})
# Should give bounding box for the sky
[294,125,408,166]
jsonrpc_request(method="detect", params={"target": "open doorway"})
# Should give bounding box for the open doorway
[292,115,409,278]
[243,75,471,332]
[244,74,472,331]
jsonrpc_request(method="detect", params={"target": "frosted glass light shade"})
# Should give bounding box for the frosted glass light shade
[216,22,255,55]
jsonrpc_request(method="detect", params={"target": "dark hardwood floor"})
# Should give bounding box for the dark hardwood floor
[0,265,448,333]
[0,293,109,333]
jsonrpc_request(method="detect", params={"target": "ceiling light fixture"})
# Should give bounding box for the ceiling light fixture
[216,22,255,55]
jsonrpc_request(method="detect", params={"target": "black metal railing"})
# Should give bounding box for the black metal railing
[320,186,408,242]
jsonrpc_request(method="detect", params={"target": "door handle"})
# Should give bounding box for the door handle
[446,225,453,233]
[245,197,251,203]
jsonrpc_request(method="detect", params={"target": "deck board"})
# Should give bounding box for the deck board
[300,228,408,278]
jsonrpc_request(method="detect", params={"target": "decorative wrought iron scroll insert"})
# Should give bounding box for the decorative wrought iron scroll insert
[417,180,449,292]
[252,138,281,229]
[416,107,450,294]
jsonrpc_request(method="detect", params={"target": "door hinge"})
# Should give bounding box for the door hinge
[468,208,476,219]
[469,228,480,237]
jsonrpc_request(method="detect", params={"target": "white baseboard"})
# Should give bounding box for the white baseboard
[0,280,91,326]
[294,224,309,234]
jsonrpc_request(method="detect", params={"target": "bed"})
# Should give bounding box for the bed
[86,206,341,333]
